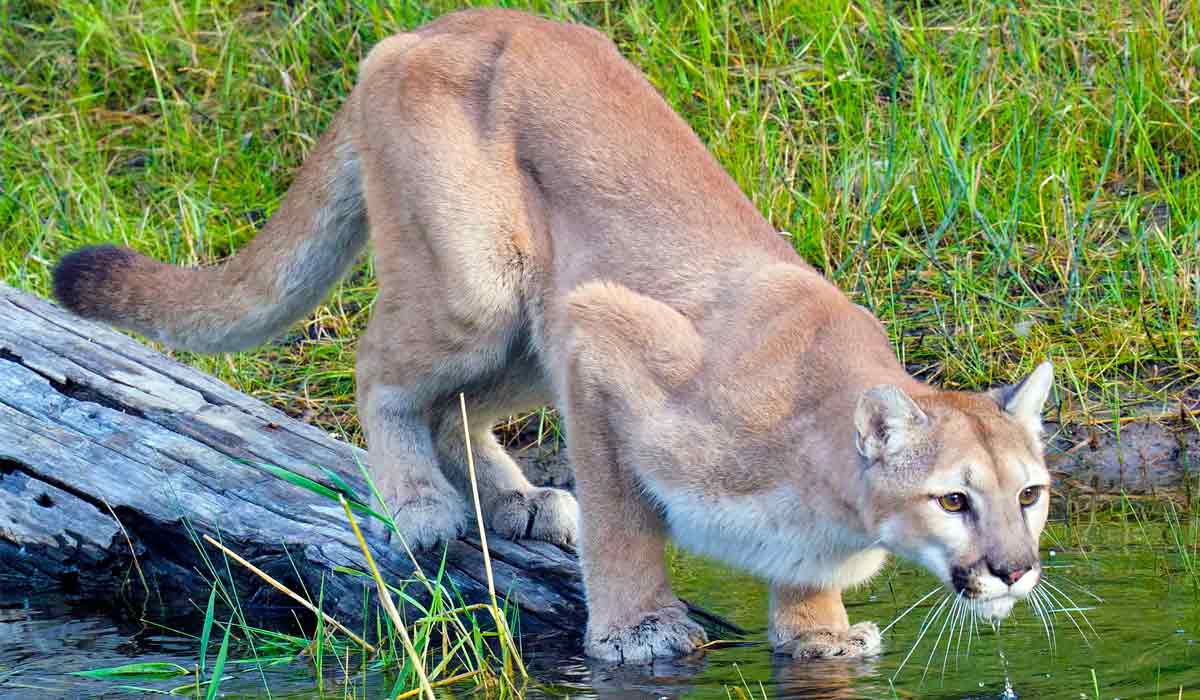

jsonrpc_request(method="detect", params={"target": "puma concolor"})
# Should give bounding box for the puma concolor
[52,9,1054,662]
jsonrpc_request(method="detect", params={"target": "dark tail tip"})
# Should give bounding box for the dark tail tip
[52,244,136,317]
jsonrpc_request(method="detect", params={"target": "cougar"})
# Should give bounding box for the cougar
[52,8,1054,663]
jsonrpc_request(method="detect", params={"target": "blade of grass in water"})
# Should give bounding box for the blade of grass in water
[199,587,216,674]
[71,663,190,681]
[201,534,376,654]
[206,617,232,700]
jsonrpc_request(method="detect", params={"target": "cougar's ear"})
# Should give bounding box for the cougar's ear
[854,384,930,462]
[989,361,1054,437]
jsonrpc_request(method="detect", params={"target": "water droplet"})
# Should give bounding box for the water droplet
[1001,677,1017,699]
[993,621,1018,699]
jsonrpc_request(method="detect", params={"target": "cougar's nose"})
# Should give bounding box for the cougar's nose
[988,562,1030,586]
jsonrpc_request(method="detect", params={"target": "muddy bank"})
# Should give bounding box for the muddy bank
[1046,419,1197,497]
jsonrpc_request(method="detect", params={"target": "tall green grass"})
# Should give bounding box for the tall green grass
[3,0,1196,445]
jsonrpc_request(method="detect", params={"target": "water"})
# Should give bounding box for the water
[3,540,1199,699]
[991,621,1015,700]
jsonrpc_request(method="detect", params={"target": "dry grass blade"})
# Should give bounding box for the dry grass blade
[459,392,529,682]
[392,669,484,699]
[102,497,149,597]
[338,497,435,700]
[459,393,499,608]
[200,533,375,654]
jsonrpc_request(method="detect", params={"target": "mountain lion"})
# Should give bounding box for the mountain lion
[52,9,1054,663]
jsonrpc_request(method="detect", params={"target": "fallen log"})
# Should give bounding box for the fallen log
[0,283,599,638]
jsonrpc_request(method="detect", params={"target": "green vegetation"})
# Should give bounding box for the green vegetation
[3,0,1200,698]
[70,459,529,699]
[3,0,1197,439]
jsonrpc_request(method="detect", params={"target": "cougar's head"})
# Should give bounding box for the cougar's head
[854,362,1055,621]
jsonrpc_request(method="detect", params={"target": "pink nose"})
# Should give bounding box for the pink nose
[988,562,1031,586]
[1004,567,1029,585]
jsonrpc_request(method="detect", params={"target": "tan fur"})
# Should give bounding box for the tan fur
[52,9,1055,663]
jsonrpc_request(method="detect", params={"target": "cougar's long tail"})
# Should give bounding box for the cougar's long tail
[52,101,367,353]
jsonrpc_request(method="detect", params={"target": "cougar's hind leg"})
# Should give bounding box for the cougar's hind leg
[355,314,468,550]
[351,32,576,548]
[431,358,578,546]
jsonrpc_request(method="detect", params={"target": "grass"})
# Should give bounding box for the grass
[71,440,529,699]
[4,0,1200,697]
[3,0,1198,445]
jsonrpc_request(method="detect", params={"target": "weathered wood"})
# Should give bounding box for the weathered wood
[0,284,591,636]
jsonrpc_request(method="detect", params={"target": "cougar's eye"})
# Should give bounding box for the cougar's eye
[937,492,968,513]
[1019,486,1043,507]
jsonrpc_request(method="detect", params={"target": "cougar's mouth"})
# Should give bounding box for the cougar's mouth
[948,560,1040,622]
[965,594,1018,622]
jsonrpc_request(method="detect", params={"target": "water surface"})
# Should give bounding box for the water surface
[3,538,1198,698]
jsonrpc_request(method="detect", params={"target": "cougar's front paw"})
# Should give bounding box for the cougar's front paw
[489,487,579,546]
[585,602,708,663]
[779,622,882,660]
[386,484,467,551]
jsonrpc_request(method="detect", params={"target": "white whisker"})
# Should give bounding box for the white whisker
[954,597,971,666]
[1044,591,1059,653]
[882,586,944,634]
[1027,588,1045,651]
[893,592,954,680]
[966,601,978,658]
[920,594,959,685]
[1040,579,1099,638]
[1037,583,1093,646]
[916,594,950,640]
[1029,587,1055,655]
[936,595,961,680]
[943,593,967,677]
[1042,572,1104,603]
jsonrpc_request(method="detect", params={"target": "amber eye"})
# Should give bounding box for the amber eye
[1019,486,1043,507]
[937,492,968,513]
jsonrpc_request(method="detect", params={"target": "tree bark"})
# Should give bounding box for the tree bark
[0,284,594,637]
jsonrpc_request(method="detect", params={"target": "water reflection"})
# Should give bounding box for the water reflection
[0,596,189,699]
[582,653,708,698]
[769,654,876,700]
[523,641,880,700]
[3,545,1200,699]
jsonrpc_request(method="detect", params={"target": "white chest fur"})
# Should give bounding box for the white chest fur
[649,482,889,589]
